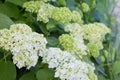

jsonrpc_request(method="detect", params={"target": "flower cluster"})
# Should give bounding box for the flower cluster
[82,23,111,49]
[42,48,97,80]
[63,23,87,56]
[37,3,55,23]
[59,34,87,58]
[72,10,82,22]
[23,1,82,23]
[59,34,74,52]
[23,1,42,13]
[0,24,47,69]
[87,43,99,58]
[64,23,111,57]
[51,7,72,23]
[0,29,11,50]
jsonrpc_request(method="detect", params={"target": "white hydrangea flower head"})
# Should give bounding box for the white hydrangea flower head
[65,23,82,36]
[64,23,88,56]
[42,48,76,68]
[55,60,90,80]
[0,23,47,69]
[42,47,98,80]
[37,3,55,23]
[82,23,111,49]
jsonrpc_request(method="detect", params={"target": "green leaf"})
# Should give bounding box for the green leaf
[98,74,107,80]
[46,21,56,31]
[38,23,50,36]
[6,0,27,6]
[0,61,16,80]
[0,2,20,18]
[113,61,120,74]
[36,68,55,80]
[19,72,37,80]
[47,36,59,47]
[0,13,14,29]
[66,0,75,10]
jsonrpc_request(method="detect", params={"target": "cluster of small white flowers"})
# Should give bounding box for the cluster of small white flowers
[65,22,111,51]
[42,48,76,68]
[0,29,11,51]
[82,23,111,49]
[42,48,98,80]
[55,60,90,80]
[0,24,47,69]
[64,23,87,55]
[37,3,55,23]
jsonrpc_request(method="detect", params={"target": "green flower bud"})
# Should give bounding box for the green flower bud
[58,0,66,6]
[51,7,72,23]
[81,3,90,12]
[87,43,99,58]
[71,11,82,22]
[99,55,105,62]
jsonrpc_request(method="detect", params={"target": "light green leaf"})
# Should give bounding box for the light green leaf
[98,74,107,80]
[19,72,37,80]
[0,61,16,80]
[36,68,55,80]
[0,13,14,29]
[113,61,120,74]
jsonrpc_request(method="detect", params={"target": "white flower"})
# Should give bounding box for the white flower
[0,23,47,69]
[55,60,90,80]
[42,47,98,80]
[42,48,75,68]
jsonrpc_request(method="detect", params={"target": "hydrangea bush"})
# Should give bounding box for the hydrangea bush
[0,0,117,80]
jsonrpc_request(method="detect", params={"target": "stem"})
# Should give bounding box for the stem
[0,52,10,62]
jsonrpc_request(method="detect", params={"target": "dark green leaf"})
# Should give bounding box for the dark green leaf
[6,0,27,6]
[36,68,55,80]
[0,61,16,80]
[0,2,20,18]
[66,0,75,10]
[47,36,59,47]
[0,13,14,29]
[19,72,37,80]
[46,21,56,31]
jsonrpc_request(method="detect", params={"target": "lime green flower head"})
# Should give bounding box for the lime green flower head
[87,43,99,58]
[71,10,82,22]
[51,7,72,23]
[23,1,42,13]
[81,2,90,12]
[59,34,74,51]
